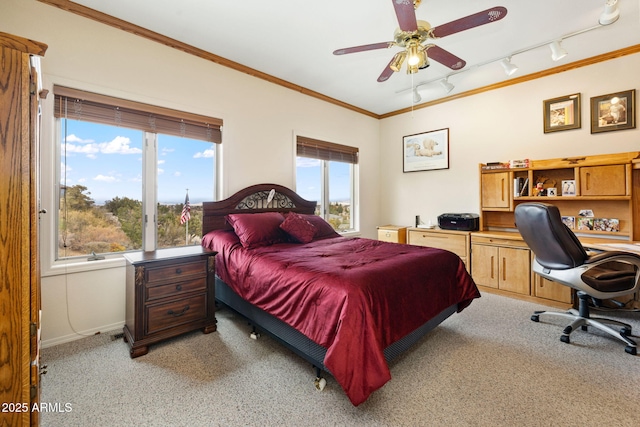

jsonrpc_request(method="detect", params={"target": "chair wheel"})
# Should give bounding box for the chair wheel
[621,327,632,336]
[560,335,571,344]
[581,325,588,332]
[531,315,540,322]
[624,346,637,356]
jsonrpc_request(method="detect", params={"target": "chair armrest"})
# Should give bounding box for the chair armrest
[585,251,640,265]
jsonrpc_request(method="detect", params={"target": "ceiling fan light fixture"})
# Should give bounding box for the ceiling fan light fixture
[500,57,518,76]
[407,42,421,66]
[599,0,620,25]
[550,40,568,61]
[440,78,454,93]
[390,51,407,72]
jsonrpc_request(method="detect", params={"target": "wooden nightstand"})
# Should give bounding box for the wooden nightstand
[123,246,217,358]
[377,225,408,244]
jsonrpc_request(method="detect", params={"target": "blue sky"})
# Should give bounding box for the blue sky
[62,119,214,204]
[62,119,350,205]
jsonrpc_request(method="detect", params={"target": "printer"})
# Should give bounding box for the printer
[437,213,480,231]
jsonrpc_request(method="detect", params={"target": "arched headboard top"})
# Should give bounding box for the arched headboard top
[202,183,317,235]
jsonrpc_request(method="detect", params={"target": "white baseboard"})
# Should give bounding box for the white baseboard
[41,321,125,349]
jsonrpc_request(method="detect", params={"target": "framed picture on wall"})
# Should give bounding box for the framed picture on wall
[543,93,581,133]
[403,128,449,173]
[590,89,636,133]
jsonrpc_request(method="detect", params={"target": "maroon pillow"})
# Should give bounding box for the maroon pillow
[226,212,286,248]
[280,212,317,243]
[299,214,340,239]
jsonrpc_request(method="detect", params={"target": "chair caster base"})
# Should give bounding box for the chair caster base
[531,314,540,322]
[560,335,571,344]
[624,345,637,355]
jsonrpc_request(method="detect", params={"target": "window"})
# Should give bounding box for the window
[295,136,358,232]
[54,86,221,259]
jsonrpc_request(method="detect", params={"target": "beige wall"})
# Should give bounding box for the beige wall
[3,0,638,346]
[379,54,640,227]
[2,0,380,346]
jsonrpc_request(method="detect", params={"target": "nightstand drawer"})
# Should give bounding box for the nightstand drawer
[377,225,407,244]
[146,277,207,301]
[146,293,208,335]
[146,260,207,284]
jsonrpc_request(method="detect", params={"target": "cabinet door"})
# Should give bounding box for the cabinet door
[580,165,626,196]
[481,172,510,209]
[499,247,530,294]
[533,274,572,303]
[471,244,499,288]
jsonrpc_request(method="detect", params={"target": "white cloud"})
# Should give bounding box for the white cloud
[194,148,215,158]
[94,174,117,182]
[64,135,142,158]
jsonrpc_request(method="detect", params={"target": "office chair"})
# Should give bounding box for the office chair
[514,202,639,355]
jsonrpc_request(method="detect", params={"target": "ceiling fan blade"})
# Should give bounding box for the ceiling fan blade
[426,45,466,70]
[432,6,507,38]
[377,56,397,82]
[392,0,418,32]
[333,42,394,55]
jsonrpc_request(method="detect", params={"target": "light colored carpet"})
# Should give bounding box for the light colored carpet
[40,292,640,427]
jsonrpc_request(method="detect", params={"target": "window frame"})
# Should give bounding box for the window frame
[48,86,222,267]
[294,134,359,234]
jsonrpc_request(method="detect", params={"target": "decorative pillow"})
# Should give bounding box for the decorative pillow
[226,212,286,249]
[280,212,317,243]
[300,214,340,239]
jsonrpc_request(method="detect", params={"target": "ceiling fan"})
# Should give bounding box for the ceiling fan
[333,0,508,82]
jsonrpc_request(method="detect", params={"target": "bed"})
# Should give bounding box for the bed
[201,183,480,406]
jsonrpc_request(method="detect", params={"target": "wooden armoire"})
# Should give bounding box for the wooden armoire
[0,32,47,426]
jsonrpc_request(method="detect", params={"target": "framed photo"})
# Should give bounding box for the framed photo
[543,93,581,133]
[561,180,576,196]
[590,89,636,133]
[561,216,575,229]
[403,128,449,173]
[546,187,557,197]
[577,217,594,231]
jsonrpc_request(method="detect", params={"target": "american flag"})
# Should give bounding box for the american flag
[180,193,191,225]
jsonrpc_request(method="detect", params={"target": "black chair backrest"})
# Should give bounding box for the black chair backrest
[514,203,588,270]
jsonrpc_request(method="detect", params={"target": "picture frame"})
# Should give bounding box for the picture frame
[546,187,557,197]
[590,89,636,133]
[561,180,576,196]
[561,216,575,229]
[543,93,581,133]
[403,128,449,173]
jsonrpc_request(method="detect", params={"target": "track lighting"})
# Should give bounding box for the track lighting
[500,57,518,76]
[412,88,422,103]
[599,0,620,25]
[549,40,568,61]
[440,78,454,93]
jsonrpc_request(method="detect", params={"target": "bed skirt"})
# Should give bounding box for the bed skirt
[215,276,458,375]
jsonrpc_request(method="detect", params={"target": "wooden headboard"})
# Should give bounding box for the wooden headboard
[202,183,317,235]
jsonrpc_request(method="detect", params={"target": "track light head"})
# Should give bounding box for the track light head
[440,78,454,93]
[599,0,620,25]
[500,57,518,76]
[550,41,568,61]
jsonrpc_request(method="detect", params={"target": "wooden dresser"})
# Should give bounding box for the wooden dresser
[0,32,47,426]
[123,246,217,357]
[408,227,471,271]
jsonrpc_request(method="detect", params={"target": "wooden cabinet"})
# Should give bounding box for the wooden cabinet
[476,151,640,305]
[471,234,530,295]
[123,246,217,358]
[479,152,640,240]
[408,228,471,271]
[579,165,627,196]
[0,32,47,426]
[481,171,511,210]
[377,225,407,244]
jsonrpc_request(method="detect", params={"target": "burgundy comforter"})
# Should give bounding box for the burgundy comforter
[203,231,479,405]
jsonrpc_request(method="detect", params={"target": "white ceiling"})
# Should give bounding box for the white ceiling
[67,0,639,116]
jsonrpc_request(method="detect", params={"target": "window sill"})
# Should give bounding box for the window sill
[42,255,126,277]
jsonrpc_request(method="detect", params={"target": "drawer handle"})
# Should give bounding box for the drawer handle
[175,268,182,274]
[167,305,190,317]
[176,284,182,291]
